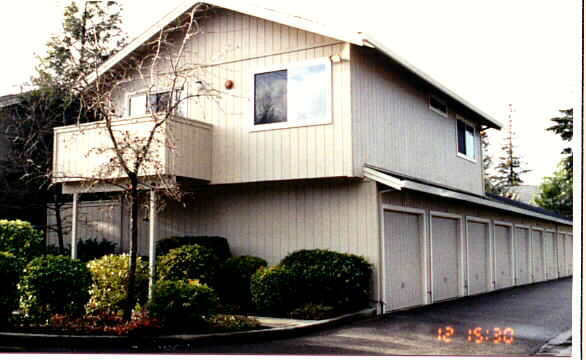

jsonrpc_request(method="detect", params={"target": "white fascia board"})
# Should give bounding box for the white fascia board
[401,179,572,226]
[359,33,503,130]
[363,167,404,190]
[85,0,365,85]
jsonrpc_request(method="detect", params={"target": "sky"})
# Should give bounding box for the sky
[0,0,581,185]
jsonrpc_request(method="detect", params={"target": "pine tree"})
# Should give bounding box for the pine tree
[492,104,530,197]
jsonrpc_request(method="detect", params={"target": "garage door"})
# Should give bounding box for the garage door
[531,229,545,282]
[494,224,513,289]
[467,219,491,295]
[514,226,530,285]
[543,231,556,280]
[556,233,566,277]
[431,213,462,302]
[566,234,573,276]
[383,209,426,311]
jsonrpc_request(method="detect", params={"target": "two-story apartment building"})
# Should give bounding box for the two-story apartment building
[50,0,573,313]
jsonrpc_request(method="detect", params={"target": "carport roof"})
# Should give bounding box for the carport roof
[364,165,572,226]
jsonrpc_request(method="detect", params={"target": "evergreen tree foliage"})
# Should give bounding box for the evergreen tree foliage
[1,2,126,252]
[534,109,573,218]
[490,106,530,197]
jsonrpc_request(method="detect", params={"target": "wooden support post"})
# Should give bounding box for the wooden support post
[71,193,79,259]
[148,189,157,299]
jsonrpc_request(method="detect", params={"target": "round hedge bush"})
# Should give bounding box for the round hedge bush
[0,220,44,265]
[250,265,297,316]
[156,236,231,261]
[157,244,219,285]
[0,252,20,325]
[147,279,218,328]
[86,254,149,314]
[217,256,267,311]
[280,249,373,312]
[19,255,92,321]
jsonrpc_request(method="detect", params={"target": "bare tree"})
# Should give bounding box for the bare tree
[59,4,221,320]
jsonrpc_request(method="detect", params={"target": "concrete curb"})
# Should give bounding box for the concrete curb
[536,330,572,356]
[0,308,376,352]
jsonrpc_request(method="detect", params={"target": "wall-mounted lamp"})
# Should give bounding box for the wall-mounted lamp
[330,55,342,63]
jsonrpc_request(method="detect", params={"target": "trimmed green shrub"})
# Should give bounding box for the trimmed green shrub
[77,238,118,262]
[19,255,92,321]
[0,252,20,325]
[157,244,219,285]
[156,236,231,261]
[280,249,373,312]
[147,279,218,328]
[86,254,148,314]
[0,219,44,264]
[250,265,297,316]
[217,256,267,311]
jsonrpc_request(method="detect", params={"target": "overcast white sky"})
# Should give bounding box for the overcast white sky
[0,0,581,185]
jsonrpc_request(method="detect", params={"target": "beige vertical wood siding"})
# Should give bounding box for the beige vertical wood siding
[350,46,484,195]
[111,9,353,184]
[151,179,379,295]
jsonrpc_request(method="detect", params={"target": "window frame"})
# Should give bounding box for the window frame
[250,57,333,132]
[429,95,448,118]
[455,115,477,162]
[126,88,187,118]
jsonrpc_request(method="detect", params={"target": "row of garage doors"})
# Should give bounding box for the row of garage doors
[382,205,573,313]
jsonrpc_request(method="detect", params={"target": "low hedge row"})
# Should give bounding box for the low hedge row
[251,249,373,317]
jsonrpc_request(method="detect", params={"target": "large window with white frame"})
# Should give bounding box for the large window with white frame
[252,58,332,130]
[128,89,186,117]
[456,116,476,161]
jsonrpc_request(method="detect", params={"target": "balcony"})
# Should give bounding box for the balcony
[53,114,213,186]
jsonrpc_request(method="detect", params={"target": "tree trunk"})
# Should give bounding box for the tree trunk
[124,173,139,321]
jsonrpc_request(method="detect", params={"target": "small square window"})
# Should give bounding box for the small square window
[128,90,186,117]
[457,119,475,160]
[429,96,448,117]
[252,58,331,130]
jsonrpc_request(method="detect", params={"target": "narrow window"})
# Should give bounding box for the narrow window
[457,119,475,160]
[254,70,287,125]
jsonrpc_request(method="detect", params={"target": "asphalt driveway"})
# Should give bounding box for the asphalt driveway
[190,277,573,356]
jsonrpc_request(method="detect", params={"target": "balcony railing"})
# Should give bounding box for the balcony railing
[53,114,213,184]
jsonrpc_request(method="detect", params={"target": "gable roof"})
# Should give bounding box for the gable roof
[87,0,502,130]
